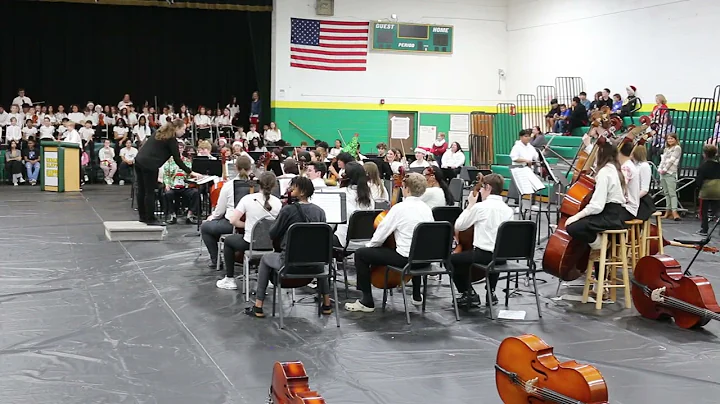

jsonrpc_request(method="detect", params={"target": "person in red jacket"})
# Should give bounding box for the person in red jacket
[419,132,448,161]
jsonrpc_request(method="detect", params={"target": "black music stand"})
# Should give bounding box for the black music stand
[267,160,283,177]
[674,218,720,276]
[192,157,222,177]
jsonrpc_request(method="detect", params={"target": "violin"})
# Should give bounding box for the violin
[496,334,608,404]
[369,167,411,289]
[632,254,720,329]
[99,113,106,127]
[270,361,326,404]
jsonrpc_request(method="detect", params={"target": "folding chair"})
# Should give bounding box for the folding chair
[272,223,340,329]
[448,178,464,206]
[383,221,460,324]
[333,209,383,298]
[242,218,276,301]
[471,220,541,320]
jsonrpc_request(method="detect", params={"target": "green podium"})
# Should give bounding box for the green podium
[41,141,81,192]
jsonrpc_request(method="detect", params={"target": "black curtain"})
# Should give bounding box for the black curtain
[0,0,271,121]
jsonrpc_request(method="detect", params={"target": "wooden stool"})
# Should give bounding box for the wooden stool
[624,219,644,270]
[581,229,632,310]
[642,211,664,257]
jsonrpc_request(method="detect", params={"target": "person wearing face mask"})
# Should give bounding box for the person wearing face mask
[450,174,514,307]
[134,119,201,225]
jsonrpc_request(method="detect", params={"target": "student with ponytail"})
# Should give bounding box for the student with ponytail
[217,171,282,290]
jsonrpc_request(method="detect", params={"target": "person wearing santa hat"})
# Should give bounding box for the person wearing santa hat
[620,85,641,117]
[409,148,432,168]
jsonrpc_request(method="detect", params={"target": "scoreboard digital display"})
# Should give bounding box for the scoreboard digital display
[372,22,454,54]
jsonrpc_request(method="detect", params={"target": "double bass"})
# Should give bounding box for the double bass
[269,361,326,404]
[496,334,608,404]
[369,167,410,289]
[632,254,720,329]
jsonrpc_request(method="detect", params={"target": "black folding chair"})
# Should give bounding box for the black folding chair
[471,220,541,320]
[432,206,462,225]
[383,221,460,324]
[333,209,383,298]
[272,223,340,329]
[241,218,276,301]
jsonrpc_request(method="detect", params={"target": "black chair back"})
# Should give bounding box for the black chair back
[250,218,275,251]
[407,222,454,265]
[233,178,257,207]
[432,206,462,225]
[346,209,383,242]
[493,221,536,261]
[449,178,464,203]
[284,223,333,270]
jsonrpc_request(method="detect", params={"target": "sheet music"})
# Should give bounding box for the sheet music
[308,192,347,224]
[510,166,545,195]
[189,175,219,185]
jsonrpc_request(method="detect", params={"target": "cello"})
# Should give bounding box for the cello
[209,148,231,208]
[496,334,608,404]
[269,361,326,404]
[631,254,720,329]
[369,167,411,289]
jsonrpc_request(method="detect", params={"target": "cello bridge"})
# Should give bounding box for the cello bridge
[650,287,667,303]
[523,377,539,394]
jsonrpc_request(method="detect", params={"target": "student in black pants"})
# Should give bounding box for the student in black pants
[134,119,200,225]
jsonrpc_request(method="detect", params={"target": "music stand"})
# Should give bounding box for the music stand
[674,218,720,275]
[267,160,283,177]
[192,158,222,177]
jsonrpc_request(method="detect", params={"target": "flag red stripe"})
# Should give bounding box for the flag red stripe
[291,62,366,71]
[320,28,369,34]
[319,43,368,49]
[291,54,367,64]
[320,20,369,26]
[290,47,367,56]
[319,35,368,41]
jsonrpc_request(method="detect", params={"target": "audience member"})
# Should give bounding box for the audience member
[22,138,40,185]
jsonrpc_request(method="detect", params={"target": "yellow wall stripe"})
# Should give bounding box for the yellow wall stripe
[34,0,272,12]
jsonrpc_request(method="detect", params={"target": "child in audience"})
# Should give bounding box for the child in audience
[98,139,117,185]
[6,117,22,144]
[119,139,138,185]
[9,105,24,129]
[22,119,38,141]
[612,94,623,114]
[39,117,56,140]
[79,120,95,153]
[113,118,129,149]
[552,104,570,133]
[6,140,24,185]
[246,124,260,141]
[234,125,246,140]
[55,105,67,123]
[133,115,151,144]
[23,138,41,185]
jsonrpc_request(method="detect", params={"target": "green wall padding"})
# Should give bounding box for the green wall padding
[493,113,522,156]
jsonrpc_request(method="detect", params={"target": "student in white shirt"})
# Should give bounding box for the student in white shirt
[441,141,466,179]
[409,148,432,168]
[62,120,84,189]
[217,171,282,290]
[345,173,434,313]
[133,115,151,144]
[8,105,24,131]
[565,142,627,250]
[197,140,217,159]
[509,130,540,165]
[333,162,375,247]
[98,139,117,184]
[39,117,56,140]
[363,161,389,201]
[201,156,254,268]
[82,108,97,127]
[0,106,9,128]
[5,117,22,144]
[68,105,84,125]
[11,89,31,107]
[328,139,343,159]
[385,148,407,175]
[420,166,454,209]
[79,121,95,156]
[631,146,656,221]
[22,119,38,141]
[194,106,211,139]
[618,142,640,221]
[234,126,246,141]
[55,105,68,123]
[217,108,232,127]
[118,94,132,110]
[277,159,299,196]
[248,137,267,152]
[227,96,240,118]
[305,161,327,189]
[451,173,514,306]
[246,123,261,142]
[264,121,282,144]
[118,139,138,185]
[113,118,130,147]
[127,105,139,127]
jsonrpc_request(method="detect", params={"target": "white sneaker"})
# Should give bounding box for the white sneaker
[344,299,375,312]
[589,237,603,250]
[216,277,238,290]
[13,182,18,186]
[119,180,125,186]
[18,177,25,183]
[428,274,440,281]
[105,178,113,185]
[412,295,424,306]
[84,175,89,182]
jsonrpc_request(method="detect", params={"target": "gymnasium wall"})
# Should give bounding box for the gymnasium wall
[271,0,509,152]
[506,0,720,108]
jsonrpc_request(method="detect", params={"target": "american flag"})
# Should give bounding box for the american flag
[290,18,369,71]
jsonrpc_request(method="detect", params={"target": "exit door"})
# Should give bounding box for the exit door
[387,112,416,157]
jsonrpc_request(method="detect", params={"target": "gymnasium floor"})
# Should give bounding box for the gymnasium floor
[2,185,720,404]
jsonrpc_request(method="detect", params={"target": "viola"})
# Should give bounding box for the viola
[632,254,720,329]
[270,361,326,404]
[369,167,410,289]
[496,334,608,404]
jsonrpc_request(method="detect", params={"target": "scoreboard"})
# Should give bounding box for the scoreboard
[371,22,454,54]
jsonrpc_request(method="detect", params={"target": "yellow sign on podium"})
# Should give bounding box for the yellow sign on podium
[41,141,81,192]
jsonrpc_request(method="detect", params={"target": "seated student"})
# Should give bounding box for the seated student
[420,166,454,209]
[6,140,24,185]
[544,99,560,132]
[344,173,434,313]
[162,142,199,224]
[632,145,656,221]
[5,117,22,144]
[384,148,407,175]
[440,142,465,180]
[333,162,375,247]
[567,96,588,134]
[328,139,343,159]
[620,86,641,117]
[201,156,254,268]
[696,144,720,236]
[552,104,571,133]
[245,176,332,318]
[451,173,513,306]
[22,138,41,185]
[278,159,300,195]
[98,139,117,185]
[364,161,389,201]
[409,148,432,168]
[611,93,623,114]
[509,129,539,165]
[217,171,282,290]
[38,117,56,140]
[328,151,353,181]
[564,142,626,250]
[22,119,38,144]
[196,140,217,159]
[118,139,138,185]
[306,161,327,189]
[618,142,640,221]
